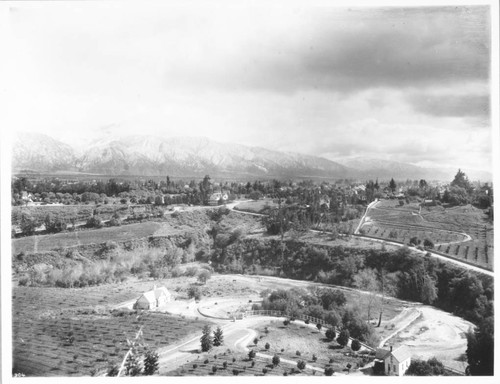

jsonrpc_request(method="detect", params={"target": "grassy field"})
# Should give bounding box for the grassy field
[12,285,210,377]
[12,221,163,254]
[362,201,493,270]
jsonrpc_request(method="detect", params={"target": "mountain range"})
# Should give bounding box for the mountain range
[11,132,491,182]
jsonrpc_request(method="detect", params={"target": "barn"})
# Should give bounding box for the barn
[134,285,172,310]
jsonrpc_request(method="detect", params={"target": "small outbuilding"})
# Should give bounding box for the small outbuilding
[134,285,172,310]
[375,345,411,376]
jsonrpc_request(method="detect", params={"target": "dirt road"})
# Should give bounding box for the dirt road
[146,273,473,375]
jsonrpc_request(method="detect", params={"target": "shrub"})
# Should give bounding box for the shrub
[222,361,227,369]
[188,286,202,301]
[253,337,259,345]
[232,369,239,376]
[283,319,290,326]
[193,364,198,369]
[312,354,317,362]
[262,368,268,375]
[197,269,211,284]
[337,330,350,347]
[272,354,280,367]
[185,266,199,277]
[316,323,323,331]
[351,339,361,352]
[203,359,209,365]
[305,319,310,324]
[324,367,334,376]
[212,365,218,373]
[86,216,103,229]
[423,239,434,249]
[297,360,306,370]
[248,350,256,360]
[296,350,301,356]
[325,328,336,341]
[265,342,270,350]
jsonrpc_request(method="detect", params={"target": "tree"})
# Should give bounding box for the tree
[143,349,159,375]
[451,169,471,191]
[466,317,494,375]
[337,329,350,347]
[423,239,434,249]
[325,328,336,341]
[200,325,213,352]
[188,286,202,301]
[324,367,334,376]
[44,213,67,233]
[20,212,39,236]
[272,354,280,367]
[213,326,224,347]
[297,360,306,370]
[86,215,103,229]
[265,342,270,350]
[389,178,397,193]
[197,269,211,285]
[248,190,262,200]
[316,323,322,331]
[353,268,380,322]
[406,358,445,376]
[124,349,142,376]
[248,349,256,360]
[351,339,361,352]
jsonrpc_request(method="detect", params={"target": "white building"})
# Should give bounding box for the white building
[377,345,412,376]
[134,285,172,310]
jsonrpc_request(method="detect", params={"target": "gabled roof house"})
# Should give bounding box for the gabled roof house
[375,345,411,376]
[134,285,172,310]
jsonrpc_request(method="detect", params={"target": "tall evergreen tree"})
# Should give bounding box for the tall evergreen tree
[389,178,397,193]
[213,326,224,347]
[200,325,213,352]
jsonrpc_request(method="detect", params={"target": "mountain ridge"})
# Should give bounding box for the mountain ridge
[12,132,491,181]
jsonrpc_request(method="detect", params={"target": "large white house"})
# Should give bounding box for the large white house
[134,285,172,310]
[376,345,412,376]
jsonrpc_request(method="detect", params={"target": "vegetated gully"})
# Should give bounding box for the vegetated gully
[233,200,493,277]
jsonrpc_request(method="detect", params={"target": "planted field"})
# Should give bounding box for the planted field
[362,201,493,270]
[12,286,210,377]
[166,321,370,376]
[12,221,162,254]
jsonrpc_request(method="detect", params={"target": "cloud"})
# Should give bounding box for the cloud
[164,6,490,94]
[409,94,490,118]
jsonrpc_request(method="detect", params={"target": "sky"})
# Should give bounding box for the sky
[2,1,496,171]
